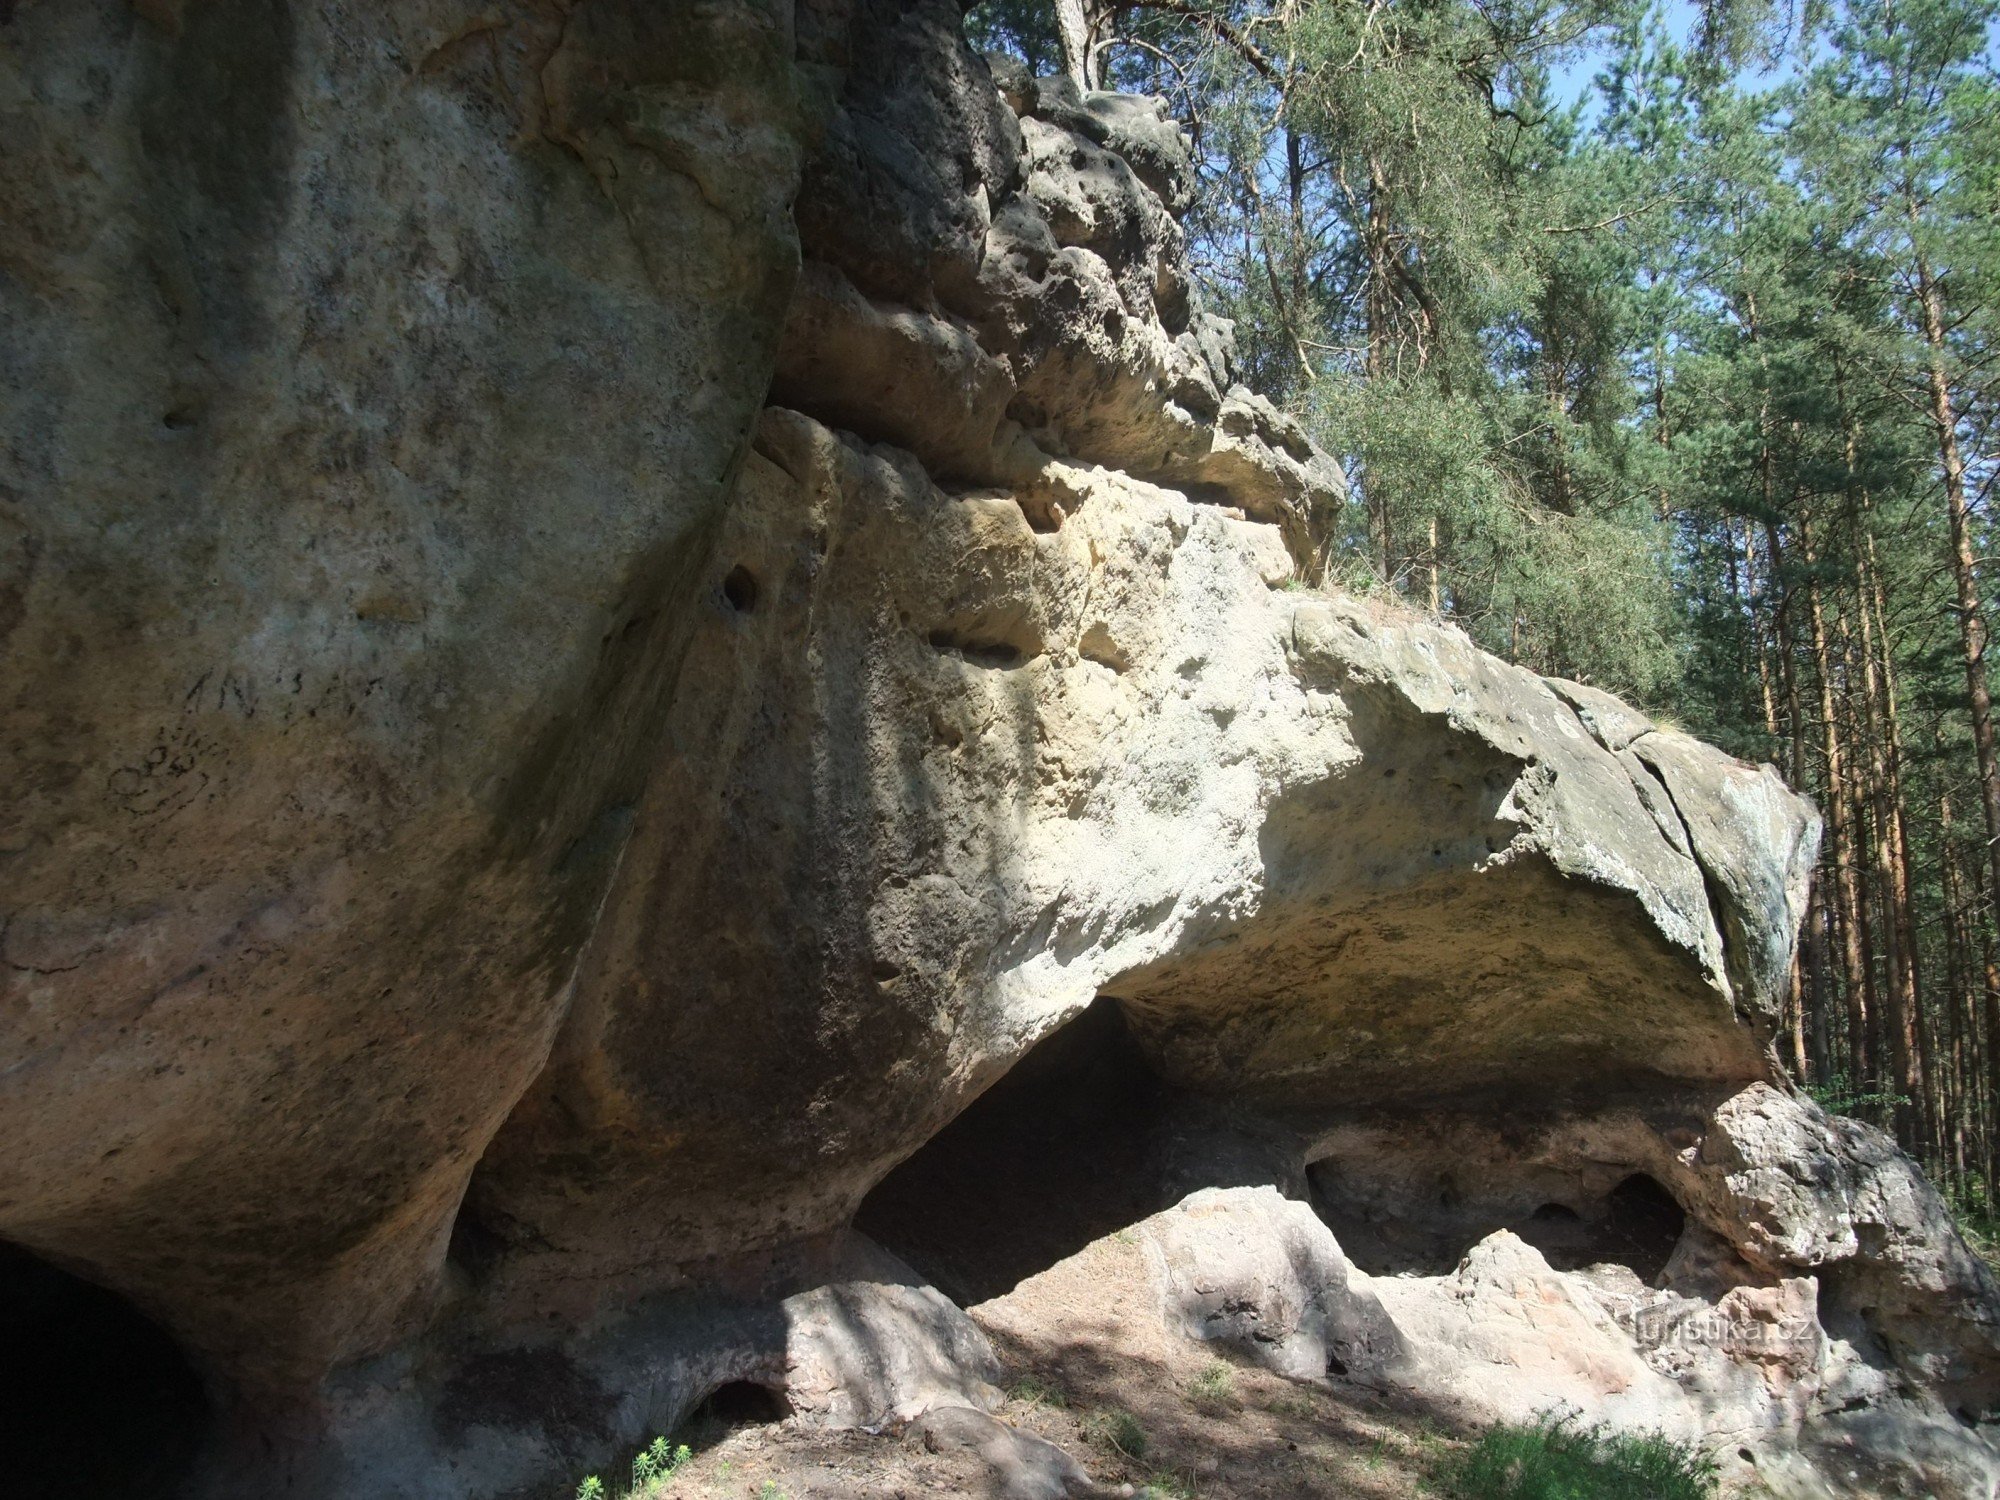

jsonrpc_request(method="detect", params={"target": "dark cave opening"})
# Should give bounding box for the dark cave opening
[854,996,1175,1304]
[676,1380,792,1451]
[0,1240,211,1496]
[721,564,759,613]
[1613,1173,1687,1265]
[1309,1163,1688,1283]
[1514,1173,1686,1281]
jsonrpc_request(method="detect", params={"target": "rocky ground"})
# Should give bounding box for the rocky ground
[615,1230,1446,1499]
[647,1373,1440,1500]
[571,1172,2000,1500]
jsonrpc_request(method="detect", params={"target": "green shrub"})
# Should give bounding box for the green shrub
[1187,1360,1237,1409]
[1085,1406,1149,1459]
[1436,1412,1716,1500]
[1946,1185,2000,1276]
[574,1433,693,1500]
[1007,1375,1070,1409]
[630,1435,693,1492]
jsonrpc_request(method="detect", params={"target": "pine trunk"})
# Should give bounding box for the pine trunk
[1365,156,1394,580]
[1914,238,2000,955]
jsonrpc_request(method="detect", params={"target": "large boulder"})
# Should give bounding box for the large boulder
[1142,1186,1409,1384]
[458,400,1815,1312]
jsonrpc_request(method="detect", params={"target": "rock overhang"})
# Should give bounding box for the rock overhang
[0,1,1988,1495]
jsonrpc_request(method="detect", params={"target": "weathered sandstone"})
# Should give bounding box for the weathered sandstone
[2,0,1994,1495]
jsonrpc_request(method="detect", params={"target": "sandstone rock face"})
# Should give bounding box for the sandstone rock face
[1143,1187,1410,1385]
[1135,1178,2000,1499]
[1134,1182,1998,1499]
[783,1280,1006,1428]
[2,0,812,1393]
[2,1,1994,1497]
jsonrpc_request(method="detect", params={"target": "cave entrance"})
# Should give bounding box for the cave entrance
[1308,1162,1688,1285]
[675,1379,792,1451]
[854,996,1174,1304]
[0,1240,211,1495]
[1515,1173,1686,1281]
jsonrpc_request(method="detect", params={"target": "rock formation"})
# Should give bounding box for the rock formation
[1,1,1995,1496]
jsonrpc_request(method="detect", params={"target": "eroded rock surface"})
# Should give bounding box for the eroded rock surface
[2,0,813,1395]
[1133,1178,1999,1499]
[2,0,1994,1496]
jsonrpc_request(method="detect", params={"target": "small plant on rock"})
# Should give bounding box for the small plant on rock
[632,1445,659,1488]
[574,1478,605,1500]
[631,1434,693,1491]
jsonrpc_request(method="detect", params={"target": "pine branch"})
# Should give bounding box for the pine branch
[1119,0,1281,81]
[1542,194,1686,236]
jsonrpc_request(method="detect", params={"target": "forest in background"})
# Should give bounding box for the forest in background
[971,0,2000,1237]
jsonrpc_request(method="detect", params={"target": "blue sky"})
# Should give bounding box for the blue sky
[1545,0,1813,115]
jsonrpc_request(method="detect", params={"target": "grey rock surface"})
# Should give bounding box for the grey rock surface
[785,1280,1008,1427]
[915,1405,1098,1500]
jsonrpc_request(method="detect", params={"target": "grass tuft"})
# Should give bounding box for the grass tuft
[1085,1406,1150,1459]
[1187,1359,1238,1410]
[1007,1374,1071,1409]
[1434,1411,1716,1500]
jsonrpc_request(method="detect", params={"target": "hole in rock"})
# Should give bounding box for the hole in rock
[1309,1162,1687,1283]
[1511,1173,1685,1281]
[676,1380,790,1451]
[1601,1173,1686,1278]
[926,628,1025,669]
[855,997,1173,1304]
[721,565,758,613]
[0,1241,211,1495]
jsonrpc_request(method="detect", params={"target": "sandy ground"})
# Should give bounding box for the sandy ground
[642,1232,1454,1500]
